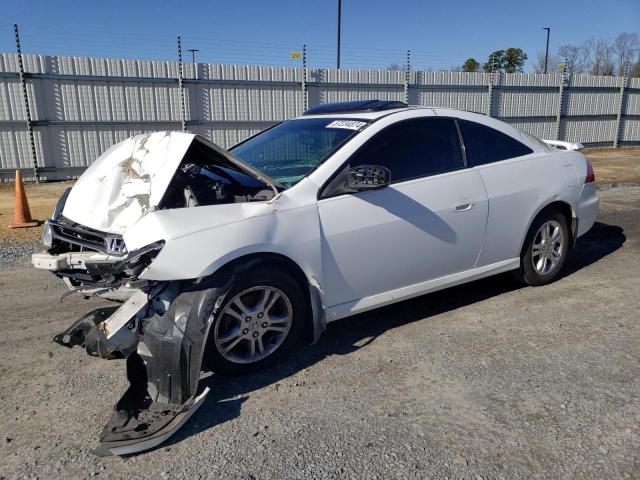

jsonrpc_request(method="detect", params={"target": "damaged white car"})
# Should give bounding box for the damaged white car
[33,100,599,455]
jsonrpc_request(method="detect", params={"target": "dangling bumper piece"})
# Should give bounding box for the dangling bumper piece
[53,271,235,456]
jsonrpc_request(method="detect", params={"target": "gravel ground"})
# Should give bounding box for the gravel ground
[0,241,42,270]
[0,187,638,480]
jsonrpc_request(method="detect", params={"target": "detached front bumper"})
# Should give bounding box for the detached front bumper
[46,268,237,456]
[52,287,211,456]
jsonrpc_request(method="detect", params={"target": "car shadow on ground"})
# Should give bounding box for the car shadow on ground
[159,221,625,451]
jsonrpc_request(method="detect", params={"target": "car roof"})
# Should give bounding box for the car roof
[303,100,409,116]
[294,102,549,153]
[296,101,483,121]
[299,107,412,120]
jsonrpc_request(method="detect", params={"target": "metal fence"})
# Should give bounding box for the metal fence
[1,53,639,181]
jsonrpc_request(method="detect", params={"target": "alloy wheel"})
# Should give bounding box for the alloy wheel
[213,286,293,364]
[531,219,564,275]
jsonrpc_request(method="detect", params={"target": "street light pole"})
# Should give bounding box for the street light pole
[543,27,550,74]
[336,0,342,69]
[188,48,199,79]
[187,48,199,65]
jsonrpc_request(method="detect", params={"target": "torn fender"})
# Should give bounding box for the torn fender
[54,257,325,455]
[93,271,234,456]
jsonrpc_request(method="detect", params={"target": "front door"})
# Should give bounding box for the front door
[317,117,488,311]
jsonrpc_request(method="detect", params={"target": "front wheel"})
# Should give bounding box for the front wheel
[514,208,570,286]
[203,267,305,376]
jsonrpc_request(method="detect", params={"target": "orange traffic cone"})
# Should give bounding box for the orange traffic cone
[9,170,39,228]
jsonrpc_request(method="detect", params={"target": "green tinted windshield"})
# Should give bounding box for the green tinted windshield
[230,118,368,188]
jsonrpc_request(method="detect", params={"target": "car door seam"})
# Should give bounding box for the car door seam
[473,168,491,269]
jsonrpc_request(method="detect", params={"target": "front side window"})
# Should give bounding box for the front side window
[230,118,367,188]
[459,120,533,166]
[348,117,464,183]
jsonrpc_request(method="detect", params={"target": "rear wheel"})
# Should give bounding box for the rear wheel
[203,267,305,376]
[514,208,570,286]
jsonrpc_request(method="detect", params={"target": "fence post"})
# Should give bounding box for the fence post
[404,50,411,104]
[14,24,40,182]
[486,73,493,117]
[177,35,187,132]
[302,44,308,112]
[486,70,501,117]
[555,65,569,141]
[613,63,629,148]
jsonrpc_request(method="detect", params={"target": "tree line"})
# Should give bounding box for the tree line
[458,32,639,76]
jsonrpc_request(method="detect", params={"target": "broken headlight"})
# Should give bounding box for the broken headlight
[84,241,165,281]
[113,241,165,278]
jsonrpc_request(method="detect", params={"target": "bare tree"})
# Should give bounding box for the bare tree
[582,37,615,75]
[613,33,640,75]
[533,52,562,73]
[386,64,401,71]
[558,44,585,74]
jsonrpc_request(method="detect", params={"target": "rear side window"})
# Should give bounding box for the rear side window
[349,117,464,183]
[460,120,533,166]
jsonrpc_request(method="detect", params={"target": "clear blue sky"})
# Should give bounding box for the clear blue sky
[1,0,638,71]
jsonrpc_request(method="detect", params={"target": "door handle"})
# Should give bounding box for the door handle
[453,201,474,212]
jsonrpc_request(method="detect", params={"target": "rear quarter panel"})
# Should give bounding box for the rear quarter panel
[475,150,586,267]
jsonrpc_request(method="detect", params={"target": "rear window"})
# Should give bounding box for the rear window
[460,120,533,166]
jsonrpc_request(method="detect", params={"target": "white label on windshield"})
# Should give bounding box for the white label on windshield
[325,120,367,130]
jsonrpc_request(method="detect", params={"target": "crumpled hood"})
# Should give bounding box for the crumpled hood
[62,132,195,235]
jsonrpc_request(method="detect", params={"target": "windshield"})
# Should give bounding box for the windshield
[230,117,368,188]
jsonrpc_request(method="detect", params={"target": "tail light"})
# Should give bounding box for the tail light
[585,160,595,183]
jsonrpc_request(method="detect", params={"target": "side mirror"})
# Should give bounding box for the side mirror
[346,165,391,191]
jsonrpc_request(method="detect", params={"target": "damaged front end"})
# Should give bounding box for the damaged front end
[53,276,236,456]
[33,132,284,455]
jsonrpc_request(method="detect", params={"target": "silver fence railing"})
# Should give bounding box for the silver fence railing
[1,53,639,181]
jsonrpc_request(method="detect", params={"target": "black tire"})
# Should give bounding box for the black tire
[513,207,570,286]
[203,266,306,376]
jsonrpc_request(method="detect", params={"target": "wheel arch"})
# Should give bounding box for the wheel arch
[210,251,323,345]
[520,200,576,256]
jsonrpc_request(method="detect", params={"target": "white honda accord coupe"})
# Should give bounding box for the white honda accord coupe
[33,100,599,455]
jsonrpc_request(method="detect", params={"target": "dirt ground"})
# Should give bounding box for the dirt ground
[1,148,639,245]
[0,181,74,244]
[586,148,640,184]
[0,187,638,479]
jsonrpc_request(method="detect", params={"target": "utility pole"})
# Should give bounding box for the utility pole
[543,27,551,74]
[336,0,342,69]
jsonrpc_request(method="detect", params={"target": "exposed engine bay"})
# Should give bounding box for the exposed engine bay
[160,138,276,209]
